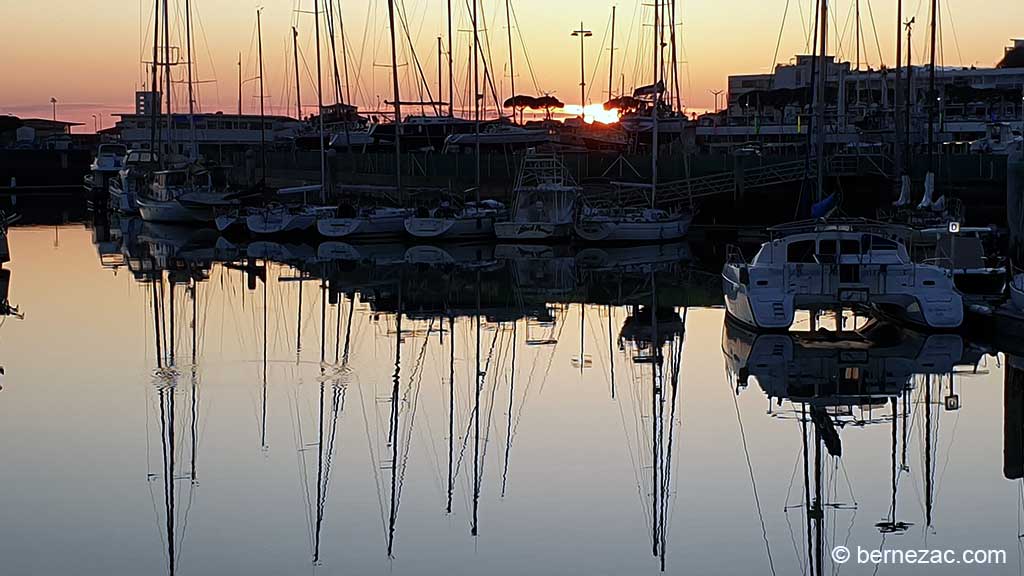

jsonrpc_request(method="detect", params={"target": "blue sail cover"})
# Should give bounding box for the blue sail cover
[811,192,837,219]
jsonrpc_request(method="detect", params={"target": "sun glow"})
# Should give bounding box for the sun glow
[561,104,620,124]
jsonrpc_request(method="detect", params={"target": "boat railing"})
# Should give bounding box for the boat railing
[725,244,747,266]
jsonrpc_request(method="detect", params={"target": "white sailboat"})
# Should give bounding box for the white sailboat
[316,204,413,239]
[574,0,692,244]
[494,151,578,241]
[246,201,332,235]
[404,198,506,240]
[138,165,235,224]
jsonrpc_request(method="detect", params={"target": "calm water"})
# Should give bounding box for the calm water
[0,222,1022,575]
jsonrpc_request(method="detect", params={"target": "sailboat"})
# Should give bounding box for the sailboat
[138,0,236,225]
[574,0,691,244]
[494,151,579,241]
[404,0,505,241]
[246,5,334,237]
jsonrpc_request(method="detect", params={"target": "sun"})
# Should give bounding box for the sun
[561,104,621,124]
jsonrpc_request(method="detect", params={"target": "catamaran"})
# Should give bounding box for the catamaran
[722,219,965,330]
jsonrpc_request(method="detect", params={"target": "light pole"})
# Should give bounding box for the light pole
[709,89,724,113]
[571,22,592,115]
[92,114,98,133]
[50,97,57,121]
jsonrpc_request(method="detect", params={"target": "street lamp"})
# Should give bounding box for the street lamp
[92,114,98,133]
[50,97,57,121]
[709,89,724,113]
[571,23,593,115]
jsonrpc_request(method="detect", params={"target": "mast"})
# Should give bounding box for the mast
[927,0,938,176]
[608,6,616,102]
[293,27,302,120]
[314,0,327,204]
[237,53,242,117]
[905,18,914,177]
[652,0,660,205]
[185,0,196,161]
[338,0,353,107]
[437,36,444,116]
[325,0,343,105]
[505,0,516,124]
[150,0,160,165]
[447,0,455,118]
[472,0,481,192]
[894,0,904,180]
[162,0,172,162]
[669,0,681,114]
[257,9,266,183]
[815,0,828,203]
[387,0,403,195]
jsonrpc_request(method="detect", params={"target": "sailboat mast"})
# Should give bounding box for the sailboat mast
[293,27,302,119]
[928,0,938,175]
[257,10,266,183]
[325,0,343,105]
[162,0,172,160]
[387,0,403,195]
[185,0,196,161]
[670,0,681,114]
[437,36,444,115]
[447,0,455,118]
[150,0,160,165]
[894,0,904,179]
[237,53,242,116]
[815,0,828,203]
[472,0,481,193]
[651,0,660,203]
[314,0,327,204]
[608,6,616,102]
[505,0,516,125]
[338,0,353,107]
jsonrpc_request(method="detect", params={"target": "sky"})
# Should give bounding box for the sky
[0,0,1020,130]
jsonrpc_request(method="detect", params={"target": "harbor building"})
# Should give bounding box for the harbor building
[696,39,1024,153]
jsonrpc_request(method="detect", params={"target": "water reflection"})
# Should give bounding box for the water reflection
[4,219,1024,574]
[724,317,987,574]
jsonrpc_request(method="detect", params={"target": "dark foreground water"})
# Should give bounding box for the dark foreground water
[0,222,1022,575]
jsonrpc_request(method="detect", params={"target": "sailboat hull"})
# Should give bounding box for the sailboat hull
[316,211,410,239]
[494,221,572,241]
[137,198,213,224]
[574,213,692,243]
[404,216,497,240]
[246,210,318,235]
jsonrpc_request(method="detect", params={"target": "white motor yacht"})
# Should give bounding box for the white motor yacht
[722,220,964,330]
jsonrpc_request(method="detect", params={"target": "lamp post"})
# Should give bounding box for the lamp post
[709,89,724,113]
[571,23,592,115]
[92,114,98,133]
[50,97,57,121]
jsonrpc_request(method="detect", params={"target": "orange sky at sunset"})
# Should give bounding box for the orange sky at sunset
[0,0,1020,129]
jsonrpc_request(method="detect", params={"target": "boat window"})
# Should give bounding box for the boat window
[817,240,838,264]
[862,235,899,252]
[787,240,816,263]
[840,239,859,255]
